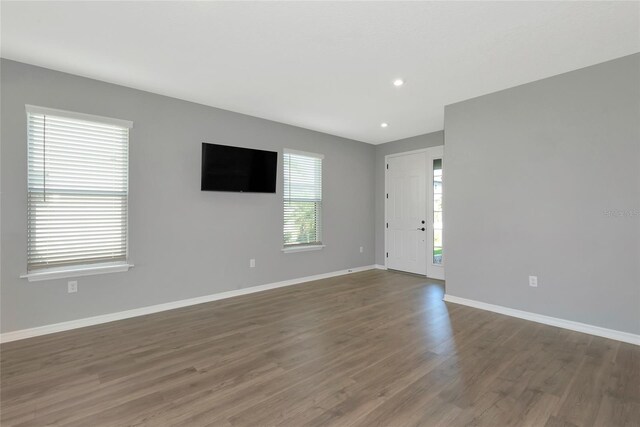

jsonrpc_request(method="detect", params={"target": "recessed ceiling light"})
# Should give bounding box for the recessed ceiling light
[380,122,389,128]
[393,79,404,87]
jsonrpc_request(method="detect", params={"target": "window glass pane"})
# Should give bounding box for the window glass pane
[433,246,443,265]
[434,211,443,229]
[283,151,322,246]
[433,158,443,265]
[434,193,443,212]
[433,229,443,247]
[27,109,129,271]
[434,180,442,194]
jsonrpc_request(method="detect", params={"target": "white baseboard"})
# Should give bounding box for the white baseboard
[374,264,387,270]
[443,294,640,346]
[1,265,377,343]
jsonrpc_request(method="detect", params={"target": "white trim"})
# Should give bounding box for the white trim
[1,265,376,343]
[374,264,387,270]
[25,104,133,129]
[443,294,640,346]
[385,148,430,159]
[283,148,324,159]
[282,244,325,253]
[20,263,134,282]
[384,154,388,270]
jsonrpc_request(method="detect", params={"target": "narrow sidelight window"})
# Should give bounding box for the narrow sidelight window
[433,158,443,265]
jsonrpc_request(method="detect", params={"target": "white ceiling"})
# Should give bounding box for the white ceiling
[2,1,639,144]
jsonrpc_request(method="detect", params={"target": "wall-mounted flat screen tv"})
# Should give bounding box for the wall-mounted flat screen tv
[201,143,277,193]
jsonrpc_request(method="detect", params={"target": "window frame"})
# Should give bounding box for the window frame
[21,105,134,282]
[282,148,324,253]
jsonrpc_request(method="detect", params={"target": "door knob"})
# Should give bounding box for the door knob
[417,227,425,231]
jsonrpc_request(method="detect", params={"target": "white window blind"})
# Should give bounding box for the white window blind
[283,149,323,247]
[26,106,131,272]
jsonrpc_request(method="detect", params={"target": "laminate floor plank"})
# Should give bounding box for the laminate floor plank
[1,270,638,426]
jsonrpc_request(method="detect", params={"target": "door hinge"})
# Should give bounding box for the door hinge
[386,222,388,228]
[386,193,388,199]
[386,164,389,170]
[386,252,389,258]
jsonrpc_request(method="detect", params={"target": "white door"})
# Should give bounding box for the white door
[386,152,427,275]
[426,146,445,280]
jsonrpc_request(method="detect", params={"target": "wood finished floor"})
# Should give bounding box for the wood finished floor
[1,270,639,427]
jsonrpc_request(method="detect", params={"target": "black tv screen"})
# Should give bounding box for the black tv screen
[201,143,277,193]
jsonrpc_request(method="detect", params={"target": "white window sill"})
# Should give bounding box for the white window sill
[282,244,325,253]
[20,263,134,282]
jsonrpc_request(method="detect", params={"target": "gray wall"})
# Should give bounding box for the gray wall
[374,132,444,265]
[0,59,376,333]
[445,53,640,334]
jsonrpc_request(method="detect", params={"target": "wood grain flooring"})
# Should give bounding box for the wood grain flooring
[1,269,638,426]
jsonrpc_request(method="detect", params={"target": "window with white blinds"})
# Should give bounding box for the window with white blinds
[26,105,131,272]
[283,149,323,248]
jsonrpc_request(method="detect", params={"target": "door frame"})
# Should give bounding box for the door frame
[384,146,445,279]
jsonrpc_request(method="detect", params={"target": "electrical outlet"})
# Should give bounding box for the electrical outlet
[68,281,78,293]
[249,259,256,268]
[359,246,364,253]
[529,276,538,287]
